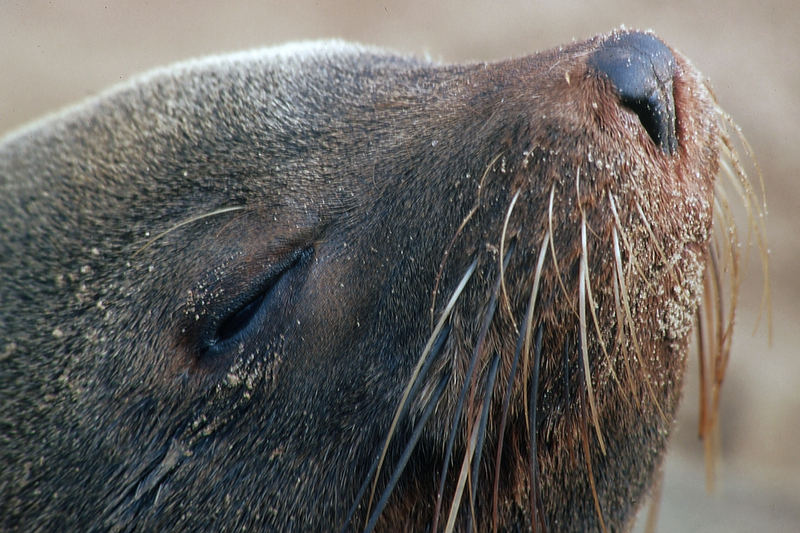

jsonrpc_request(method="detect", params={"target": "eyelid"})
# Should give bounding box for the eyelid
[197,246,313,364]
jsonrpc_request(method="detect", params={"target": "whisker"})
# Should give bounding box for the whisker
[573,175,622,399]
[711,195,740,354]
[611,228,667,422]
[529,323,544,532]
[701,246,726,491]
[718,141,764,265]
[523,233,551,433]
[579,217,606,453]
[612,231,639,402]
[362,371,452,533]
[430,152,503,328]
[714,169,756,342]
[584,241,623,400]
[467,353,502,532]
[695,305,708,443]
[719,116,767,217]
[696,106,771,492]
[608,192,653,291]
[706,191,740,489]
[133,206,245,256]
[694,119,772,491]
[444,416,481,533]
[345,259,477,532]
[634,198,668,267]
[548,185,575,314]
[340,324,452,533]
[701,249,722,490]
[431,249,511,533]
[718,122,771,337]
[499,189,522,331]
[491,237,545,531]
[699,253,718,491]
[578,379,608,533]
[717,159,753,242]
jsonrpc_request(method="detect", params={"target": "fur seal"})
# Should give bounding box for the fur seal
[0,29,764,531]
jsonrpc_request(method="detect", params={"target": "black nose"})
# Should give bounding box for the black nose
[588,31,678,155]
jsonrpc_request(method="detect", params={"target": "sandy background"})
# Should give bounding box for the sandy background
[2,1,797,531]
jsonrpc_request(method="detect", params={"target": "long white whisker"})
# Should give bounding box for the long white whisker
[134,206,245,256]
[500,189,522,331]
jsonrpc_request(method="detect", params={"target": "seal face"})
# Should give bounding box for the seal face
[0,30,755,531]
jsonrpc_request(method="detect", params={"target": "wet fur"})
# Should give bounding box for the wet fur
[0,32,765,531]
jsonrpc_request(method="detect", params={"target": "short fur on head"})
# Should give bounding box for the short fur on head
[0,30,765,531]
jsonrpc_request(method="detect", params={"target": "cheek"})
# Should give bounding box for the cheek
[288,253,372,362]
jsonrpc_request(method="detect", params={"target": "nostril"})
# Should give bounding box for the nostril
[588,31,678,155]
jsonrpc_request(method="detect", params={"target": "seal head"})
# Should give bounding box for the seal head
[0,30,745,532]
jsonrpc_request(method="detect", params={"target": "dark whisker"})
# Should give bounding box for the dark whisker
[467,352,502,532]
[491,279,538,531]
[339,325,452,533]
[529,323,544,532]
[403,324,452,425]
[431,246,513,533]
[363,371,452,533]
[357,259,477,530]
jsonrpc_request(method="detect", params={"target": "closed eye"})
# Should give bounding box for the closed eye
[201,247,312,361]
[214,290,269,346]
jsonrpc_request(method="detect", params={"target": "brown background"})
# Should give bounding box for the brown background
[2,1,797,530]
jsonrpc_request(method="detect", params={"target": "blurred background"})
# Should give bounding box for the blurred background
[2,1,797,531]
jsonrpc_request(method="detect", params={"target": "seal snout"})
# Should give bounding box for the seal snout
[588,31,678,155]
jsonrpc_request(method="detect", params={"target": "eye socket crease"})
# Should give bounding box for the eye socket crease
[200,246,313,362]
